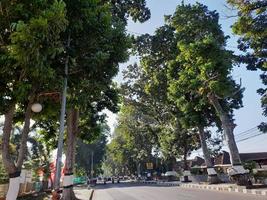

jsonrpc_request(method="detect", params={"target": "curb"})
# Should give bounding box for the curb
[140,181,180,186]
[180,183,267,196]
[89,189,94,200]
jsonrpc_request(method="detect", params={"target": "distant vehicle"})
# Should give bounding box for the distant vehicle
[88,177,97,187]
[165,171,178,176]
[164,171,179,181]
[111,176,120,184]
[97,177,106,184]
[123,176,130,180]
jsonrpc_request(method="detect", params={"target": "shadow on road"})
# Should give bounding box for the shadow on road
[93,182,178,190]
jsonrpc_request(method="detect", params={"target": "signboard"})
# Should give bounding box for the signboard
[146,162,153,170]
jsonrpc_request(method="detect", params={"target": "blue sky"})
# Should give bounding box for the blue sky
[107,0,266,153]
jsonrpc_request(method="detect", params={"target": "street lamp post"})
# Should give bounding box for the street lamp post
[54,60,68,191]
[91,151,94,178]
[54,33,71,192]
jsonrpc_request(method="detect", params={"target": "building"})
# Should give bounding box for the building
[185,151,267,173]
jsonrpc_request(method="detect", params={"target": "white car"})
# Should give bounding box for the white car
[165,171,178,176]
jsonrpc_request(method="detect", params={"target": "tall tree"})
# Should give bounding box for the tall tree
[58,0,150,198]
[106,104,156,177]
[227,0,267,132]
[134,22,222,183]
[167,3,249,185]
[76,127,108,177]
[0,1,67,198]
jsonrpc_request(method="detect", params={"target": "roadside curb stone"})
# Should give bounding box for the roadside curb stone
[180,183,267,196]
[140,181,180,186]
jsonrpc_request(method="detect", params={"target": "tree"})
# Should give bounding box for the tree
[0,1,67,198]
[167,3,249,185]
[57,0,150,198]
[158,119,199,181]
[102,0,151,23]
[0,0,150,199]
[131,22,220,183]
[76,131,108,177]
[227,0,267,132]
[113,104,156,175]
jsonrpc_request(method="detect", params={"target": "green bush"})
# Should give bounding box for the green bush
[243,161,257,174]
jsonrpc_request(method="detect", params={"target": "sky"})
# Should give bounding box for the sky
[105,0,267,154]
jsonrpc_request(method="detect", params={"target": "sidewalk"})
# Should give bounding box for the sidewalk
[180,183,267,196]
[74,186,94,200]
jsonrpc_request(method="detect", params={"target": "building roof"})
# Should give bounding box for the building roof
[186,156,205,168]
[177,152,267,168]
[240,152,267,161]
[214,151,267,166]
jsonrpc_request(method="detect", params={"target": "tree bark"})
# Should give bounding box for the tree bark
[182,140,191,182]
[208,93,249,185]
[2,105,21,200]
[62,108,79,200]
[198,125,221,184]
[2,105,17,174]
[136,161,141,178]
[16,99,34,169]
[2,97,34,200]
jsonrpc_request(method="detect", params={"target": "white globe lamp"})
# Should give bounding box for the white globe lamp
[31,103,43,113]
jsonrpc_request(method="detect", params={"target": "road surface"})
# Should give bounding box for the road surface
[93,183,266,200]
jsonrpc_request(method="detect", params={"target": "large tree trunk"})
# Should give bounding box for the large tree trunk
[136,161,141,178]
[2,105,19,200]
[198,125,221,184]
[208,93,249,185]
[182,141,191,182]
[16,100,33,170]
[62,108,79,200]
[2,98,34,200]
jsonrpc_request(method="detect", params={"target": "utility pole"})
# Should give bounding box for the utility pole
[54,33,70,191]
[91,151,94,178]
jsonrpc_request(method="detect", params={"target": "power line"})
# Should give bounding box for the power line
[235,129,261,140]
[194,126,264,156]
[235,126,258,137]
[236,133,264,143]
[234,125,263,142]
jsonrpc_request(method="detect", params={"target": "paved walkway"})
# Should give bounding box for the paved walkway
[74,185,93,200]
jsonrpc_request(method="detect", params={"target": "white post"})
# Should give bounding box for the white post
[6,176,21,200]
[54,33,70,190]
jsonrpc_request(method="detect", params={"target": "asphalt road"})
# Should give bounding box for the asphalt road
[93,183,266,200]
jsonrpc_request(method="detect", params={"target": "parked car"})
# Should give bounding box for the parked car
[111,176,120,184]
[164,171,179,181]
[97,177,106,184]
[87,178,97,187]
